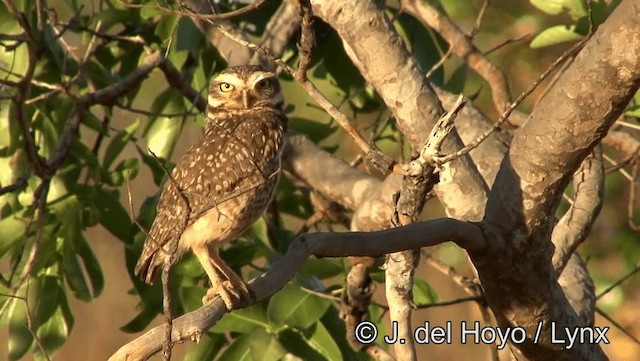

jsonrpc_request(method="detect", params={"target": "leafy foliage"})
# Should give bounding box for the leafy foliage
[529,0,621,48]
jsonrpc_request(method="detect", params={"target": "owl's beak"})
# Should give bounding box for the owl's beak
[242,90,252,109]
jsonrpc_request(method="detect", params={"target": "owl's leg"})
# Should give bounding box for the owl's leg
[192,245,253,309]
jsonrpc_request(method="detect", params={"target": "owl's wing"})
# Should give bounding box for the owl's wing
[133,175,189,284]
[134,112,285,284]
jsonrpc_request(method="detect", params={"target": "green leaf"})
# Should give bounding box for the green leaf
[154,12,179,38]
[393,12,446,85]
[76,185,132,243]
[278,324,343,361]
[62,246,92,302]
[220,241,271,270]
[300,258,345,279]
[146,117,183,160]
[242,217,270,247]
[69,141,101,183]
[179,285,206,312]
[267,284,331,329]
[319,307,360,360]
[276,177,312,219]
[625,105,640,119]
[86,59,114,90]
[103,120,140,170]
[96,190,131,242]
[530,25,584,48]
[138,147,173,187]
[212,302,270,333]
[0,100,18,149]
[304,322,343,361]
[34,293,73,360]
[183,332,226,361]
[42,25,76,74]
[218,330,286,361]
[7,289,32,361]
[367,304,387,345]
[8,312,32,360]
[175,17,204,53]
[530,0,587,18]
[58,196,103,302]
[249,329,287,361]
[77,236,104,298]
[444,64,468,95]
[5,275,74,360]
[413,278,439,307]
[121,307,159,333]
[530,0,565,14]
[106,157,139,187]
[216,333,253,361]
[289,118,338,143]
[308,26,366,100]
[82,111,107,135]
[0,215,25,258]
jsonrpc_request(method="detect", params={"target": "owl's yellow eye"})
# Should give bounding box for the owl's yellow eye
[219,83,234,92]
[256,79,270,90]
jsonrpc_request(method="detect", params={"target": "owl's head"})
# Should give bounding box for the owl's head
[208,65,283,111]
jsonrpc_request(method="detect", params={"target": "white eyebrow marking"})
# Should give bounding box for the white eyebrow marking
[213,73,244,87]
[248,71,276,86]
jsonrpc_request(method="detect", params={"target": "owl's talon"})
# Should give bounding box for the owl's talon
[202,281,254,310]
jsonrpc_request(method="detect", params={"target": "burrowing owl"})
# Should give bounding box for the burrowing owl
[134,65,287,310]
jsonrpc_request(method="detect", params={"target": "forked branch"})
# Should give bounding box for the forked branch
[109,218,485,361]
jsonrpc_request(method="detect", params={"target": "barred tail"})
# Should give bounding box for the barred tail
[134,247,162,284]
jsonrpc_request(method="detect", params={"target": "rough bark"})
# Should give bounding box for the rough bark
[474,1,640,360]
[311,0,490,221]
[311,0,640,360]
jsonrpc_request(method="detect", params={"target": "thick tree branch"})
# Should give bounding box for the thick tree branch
[552,147,604,274]
[47,51,163,173]
[108,218,485,361]
[251,1,301,64]
[181,0,258,66]
[311,0,489,221]
[282,132,380,211]
[402,0,512,116]
[603,130,640,160]
[474,1,640,360]
[558,253,596,326]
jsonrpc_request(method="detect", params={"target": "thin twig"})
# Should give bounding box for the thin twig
[126,0,270,20]
[485,33,530,55]
[426,47,453,78]
[603,152,633,180]
[115,101,200,118]
[416,295,483,309]
[595,307,640,345]
[0,283,53,361]
[0,177,28,195]
[402,0,511,114]
[149,150,188,361]
[435,35,590,165]
[11,181,50,290]
[470,0,490,37]
[616,120,640,132]
[295,0,314,80]
[596,262,640,300]
[628,163,639,231]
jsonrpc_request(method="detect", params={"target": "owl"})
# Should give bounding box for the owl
[134,65,288,310]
